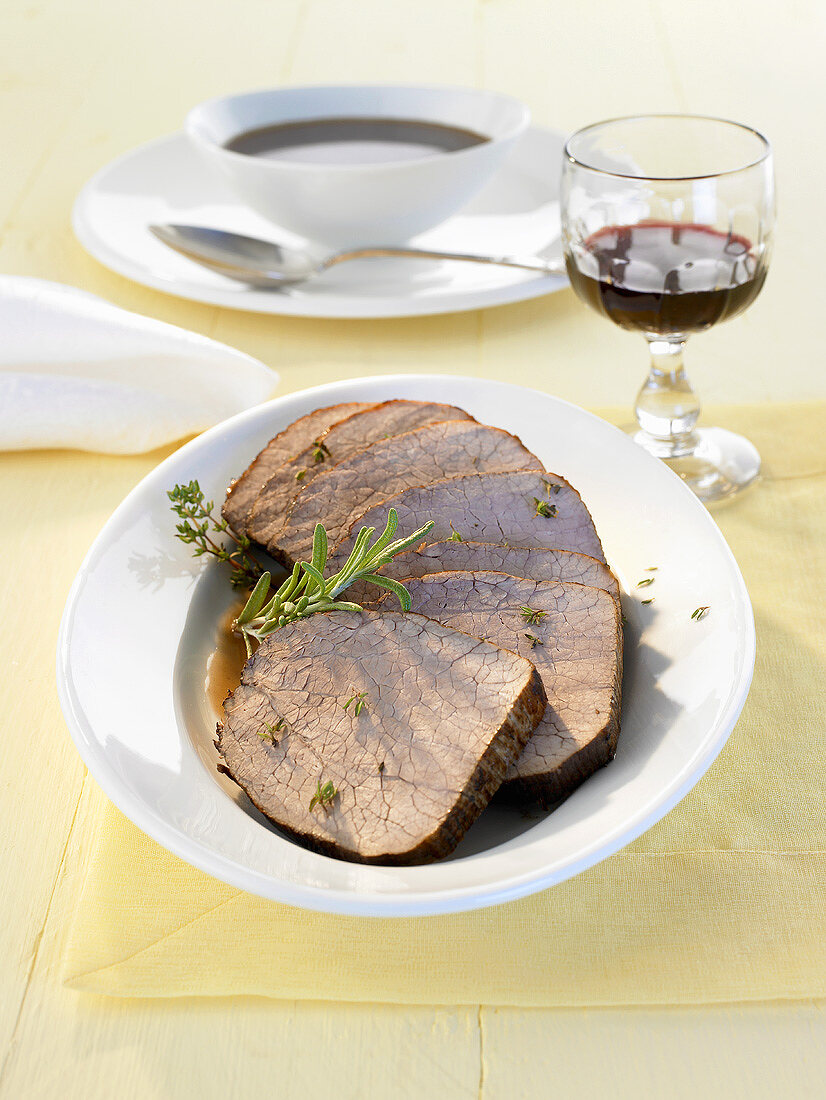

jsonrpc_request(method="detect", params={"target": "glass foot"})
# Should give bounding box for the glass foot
[634,427,760,503]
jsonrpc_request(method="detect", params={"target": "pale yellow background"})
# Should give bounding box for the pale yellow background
[1,0,824,1097]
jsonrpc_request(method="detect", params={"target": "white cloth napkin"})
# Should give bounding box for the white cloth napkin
[0,277,277,454]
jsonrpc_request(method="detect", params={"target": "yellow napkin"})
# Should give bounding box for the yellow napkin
[63,403,826,1004]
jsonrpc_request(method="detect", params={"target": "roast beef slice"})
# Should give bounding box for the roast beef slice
[348,540,619,609]
[247,400,473,549]
[394,571,622,806]
[268,420,543,566]
[217,610,547,864]
[334,471,606,569]
[223,401,374,536]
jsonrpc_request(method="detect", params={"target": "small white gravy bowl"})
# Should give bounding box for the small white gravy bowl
[185,84,530,249]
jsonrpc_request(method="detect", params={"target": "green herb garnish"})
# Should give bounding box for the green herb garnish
[641,598,654,606]
[524,632,543,648]
[448,523,463,542]
[533,498,557,518]
[691,606,710,621]
[295,469,307,482]
[520,606,547,625]
[636,577,655,588]
[168,480,263,590]
[343,691,368,716]
[309,778,338,812]
[234,509,434,655]
[312,440,331,464]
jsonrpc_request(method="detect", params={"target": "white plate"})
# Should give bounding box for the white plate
[56,376,755,916]
[72,128,567,318]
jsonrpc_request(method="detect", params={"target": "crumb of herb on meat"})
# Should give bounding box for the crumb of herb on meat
[533,498,557,518]
[343,690,368,716]
[309,779,338,812]
[520,606,547,625]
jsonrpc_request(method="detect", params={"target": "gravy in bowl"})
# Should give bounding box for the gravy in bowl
[224,116,489,165]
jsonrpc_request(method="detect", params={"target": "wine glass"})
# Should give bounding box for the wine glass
[560,115,774,502]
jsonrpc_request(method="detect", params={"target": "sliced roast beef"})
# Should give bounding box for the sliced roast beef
[247,400,473,549]
[393,572,622,806]
[223,401,374,536]
[348,541,619,609]
[334,471,606,569]
[267,421,542,567]
[217,610,547,864]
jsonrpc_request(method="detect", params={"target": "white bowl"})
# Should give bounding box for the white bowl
[185,84,530,248]
[56,375,755,916]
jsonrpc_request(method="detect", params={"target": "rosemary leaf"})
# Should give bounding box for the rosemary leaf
[636,577,655,588]
[359,573,412,611]
[691,606,710,621]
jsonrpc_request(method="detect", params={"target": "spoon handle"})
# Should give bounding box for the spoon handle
[323,246,565,276]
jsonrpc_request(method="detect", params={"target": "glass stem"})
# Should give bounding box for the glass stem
[634,337,701,458]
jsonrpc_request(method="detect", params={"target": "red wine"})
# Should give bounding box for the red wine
[565,222,767,336]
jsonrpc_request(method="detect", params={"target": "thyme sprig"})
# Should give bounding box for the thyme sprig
[235,508,434,655]
[168,480,263,590]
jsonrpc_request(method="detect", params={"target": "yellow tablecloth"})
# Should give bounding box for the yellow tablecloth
[63,402,826,1003]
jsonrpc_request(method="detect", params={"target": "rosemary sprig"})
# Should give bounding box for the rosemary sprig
[168,480,263,590]
[343,691,368,716]
[524,632,543,648]
[235,509,434,655]
[691,606,710,621]
[309,778,338,812]
[520,606,547,625]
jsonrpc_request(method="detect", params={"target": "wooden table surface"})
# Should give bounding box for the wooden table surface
[1,1,824,1096]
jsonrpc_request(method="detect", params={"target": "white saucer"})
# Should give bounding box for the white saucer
[73,127,567,318]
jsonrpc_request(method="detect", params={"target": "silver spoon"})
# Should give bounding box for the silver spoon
[149,223,566,288]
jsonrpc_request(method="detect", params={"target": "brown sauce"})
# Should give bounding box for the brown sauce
[205,601,249,717]
[224,117,489,165]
